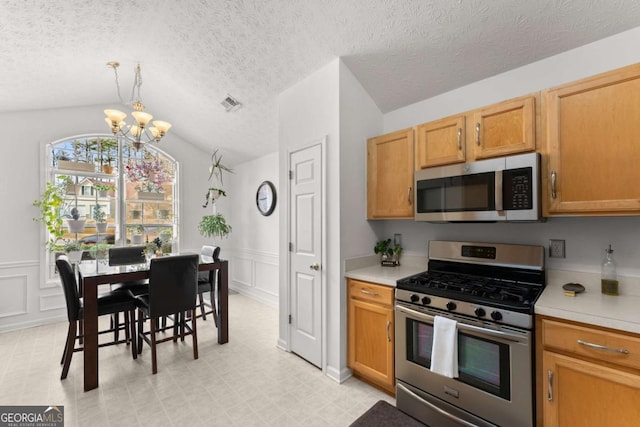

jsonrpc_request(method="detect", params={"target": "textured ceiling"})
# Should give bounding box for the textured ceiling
[1,0,640,165]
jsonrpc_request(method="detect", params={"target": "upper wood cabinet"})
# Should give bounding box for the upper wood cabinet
[414,94,537,171]
[472,94,536,160]
[367,128,414,219]
[415,114,466,168]
[543,63,640,216]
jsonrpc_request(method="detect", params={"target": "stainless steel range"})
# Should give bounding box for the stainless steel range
[395,240,545,427]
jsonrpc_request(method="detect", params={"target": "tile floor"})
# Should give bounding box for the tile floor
[0,293,394,426]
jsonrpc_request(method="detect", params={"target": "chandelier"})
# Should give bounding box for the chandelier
[104,61,172,149]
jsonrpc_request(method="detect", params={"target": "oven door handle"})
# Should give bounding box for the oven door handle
[395,304,526,342]
[397,383,480,427]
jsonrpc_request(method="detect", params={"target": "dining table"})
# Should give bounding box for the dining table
[77,254,228,391]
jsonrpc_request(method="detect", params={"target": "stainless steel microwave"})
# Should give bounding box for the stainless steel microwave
[414,152,541,222]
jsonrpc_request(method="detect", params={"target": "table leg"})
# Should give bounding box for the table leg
[82,275,99,391]
[218,261,228,344]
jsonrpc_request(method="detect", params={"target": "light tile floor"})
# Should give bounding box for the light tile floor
[0,293,394,426]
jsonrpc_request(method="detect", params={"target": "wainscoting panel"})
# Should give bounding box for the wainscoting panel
[0,274,28,318]
[231,249,279,308]
[0,260,66,332]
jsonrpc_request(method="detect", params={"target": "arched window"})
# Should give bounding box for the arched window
[44,135,179,280]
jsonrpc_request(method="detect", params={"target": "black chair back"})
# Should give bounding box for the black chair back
[109,246,146,266]
[198,245,220,282]
[56,256,81,322]
[148,254,199,318]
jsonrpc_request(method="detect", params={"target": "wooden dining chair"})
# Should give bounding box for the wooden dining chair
[56,256,137,380]
[135,254,199,374]
[196,245,221,326]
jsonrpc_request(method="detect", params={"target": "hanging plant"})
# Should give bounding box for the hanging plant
[198,214,232,239]
[33,181,66,251]
[199,149,233,239]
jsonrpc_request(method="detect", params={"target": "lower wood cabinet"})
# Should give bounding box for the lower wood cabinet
[347,278,395,395]
[537,316,640,426]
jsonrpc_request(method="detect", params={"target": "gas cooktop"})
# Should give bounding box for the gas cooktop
[395,241,545,329]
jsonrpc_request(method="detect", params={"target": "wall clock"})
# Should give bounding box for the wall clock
[256,180,277,216]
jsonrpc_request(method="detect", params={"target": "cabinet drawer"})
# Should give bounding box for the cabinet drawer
[541,318,640,370]
[348,279,394,306]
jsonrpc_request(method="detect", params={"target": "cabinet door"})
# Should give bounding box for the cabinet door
[472,94,536,160]
[415,114,465,168]
[348,297,394,393]
[367,128,414,219]
[543,351,640,427]
[544,64,640,215]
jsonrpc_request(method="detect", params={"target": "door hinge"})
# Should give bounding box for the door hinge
[289,242,293,252]
[288,314,292,324]
[289,170,293,180]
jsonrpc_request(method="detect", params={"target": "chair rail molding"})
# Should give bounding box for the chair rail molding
[231,248,278,308]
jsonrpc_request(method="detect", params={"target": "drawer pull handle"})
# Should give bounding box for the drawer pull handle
[547,370,553,402]
[360,289,379,297]
[577,339,630,354]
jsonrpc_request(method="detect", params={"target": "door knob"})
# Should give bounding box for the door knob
[310,263,320,271]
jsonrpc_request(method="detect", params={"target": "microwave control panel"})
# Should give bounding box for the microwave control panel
[503,167,533,210]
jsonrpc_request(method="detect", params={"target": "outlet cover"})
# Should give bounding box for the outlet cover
[549,239,566,258]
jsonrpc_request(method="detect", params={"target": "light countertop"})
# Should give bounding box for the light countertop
[344,255,427,287]
[345,256,640,335]
[536,270,640,334]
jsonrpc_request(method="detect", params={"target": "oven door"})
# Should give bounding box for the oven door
[395,302,534,427]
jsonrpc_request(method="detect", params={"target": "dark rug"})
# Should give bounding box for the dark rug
[350,400,426,426]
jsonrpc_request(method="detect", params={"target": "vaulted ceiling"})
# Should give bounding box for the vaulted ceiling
[2,0,640,165]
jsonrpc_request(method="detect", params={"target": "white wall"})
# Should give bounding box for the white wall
[277,59,341,377]
[227,152,279,307]
[0,104,212,332]
[337,61,383,377]
[379,26,640,276]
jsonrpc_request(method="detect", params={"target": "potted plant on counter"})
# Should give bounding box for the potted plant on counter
[374,238,403,266]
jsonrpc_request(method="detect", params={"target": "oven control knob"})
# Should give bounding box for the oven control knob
[421,296,431,305]
[491,311,503,321]
[410,294,420,303]
[446,301,457,311]
[474,307,486,317]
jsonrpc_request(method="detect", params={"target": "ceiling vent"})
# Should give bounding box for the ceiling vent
[221,94,242,112]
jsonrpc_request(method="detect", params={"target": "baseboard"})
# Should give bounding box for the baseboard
[326,365,352,383]
[0,313,66,334]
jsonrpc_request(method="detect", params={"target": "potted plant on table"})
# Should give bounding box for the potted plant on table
[374,238,403,266]
[199,149,233,240]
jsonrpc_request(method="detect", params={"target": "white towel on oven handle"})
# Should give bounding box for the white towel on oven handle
[430,315,459,378]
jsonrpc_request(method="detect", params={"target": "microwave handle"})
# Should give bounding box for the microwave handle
[495,170,503,211]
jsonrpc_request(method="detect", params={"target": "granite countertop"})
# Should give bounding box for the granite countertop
[536,270,640,335]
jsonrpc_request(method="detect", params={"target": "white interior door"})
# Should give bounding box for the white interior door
[289,142,323,368]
